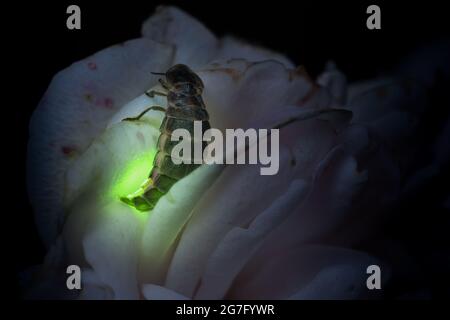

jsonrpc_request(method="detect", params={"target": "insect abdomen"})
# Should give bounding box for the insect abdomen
[132,95,210,211]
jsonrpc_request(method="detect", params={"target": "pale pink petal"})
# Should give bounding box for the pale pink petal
[28,39,173,245]
[213,36,294,67]
[142,284,190,300]
[194,179,309,299]
[82,202,143,300]
[138,165,223,286]
[78,269,114,300]
[347,79,425,126]
[317,61,347,104]
[142,6,217,68]
[197,59,316,131]
[347,77,391,102]
[165,119,341,297]
[59,119,163,299]
[243,147,368,272]
[142,7,293,67]
[227,245,387,299]
[23,237,75,299]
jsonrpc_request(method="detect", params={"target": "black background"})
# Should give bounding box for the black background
[8,0,450,299]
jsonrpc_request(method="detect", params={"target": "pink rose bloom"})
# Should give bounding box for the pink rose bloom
[26,6,449,299]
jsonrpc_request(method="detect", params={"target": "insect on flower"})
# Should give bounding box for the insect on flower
[120,64,211,211]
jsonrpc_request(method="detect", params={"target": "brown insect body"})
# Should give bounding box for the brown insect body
[121,64,210,211]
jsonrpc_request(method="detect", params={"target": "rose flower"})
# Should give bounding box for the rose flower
[26,6,447,299]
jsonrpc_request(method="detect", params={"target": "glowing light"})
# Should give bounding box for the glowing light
[109,149,157,200]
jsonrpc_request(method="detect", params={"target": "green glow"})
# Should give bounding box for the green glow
[126,177,153,198]
[109,149,157,200]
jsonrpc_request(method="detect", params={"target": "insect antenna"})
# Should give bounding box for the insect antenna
[151,72,166,75]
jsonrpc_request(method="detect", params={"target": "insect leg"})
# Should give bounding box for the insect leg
[122,105,166,122]
[159,78,170,90]
[120,196,153,211]
[145,89,167,98]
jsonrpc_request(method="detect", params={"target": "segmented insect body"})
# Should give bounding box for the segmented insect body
[121,64,210,211]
